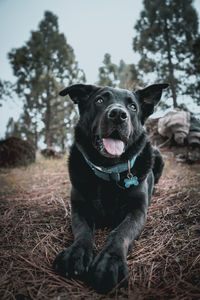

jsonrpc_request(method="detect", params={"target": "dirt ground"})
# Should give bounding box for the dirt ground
[0,152,200,300]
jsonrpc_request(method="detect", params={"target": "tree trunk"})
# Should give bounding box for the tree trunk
[61,137,65,152]
[34,124,38,150]
[45,98,51,147]
[45,75,51,148]
[164,19,178,108]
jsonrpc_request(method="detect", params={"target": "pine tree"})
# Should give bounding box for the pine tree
[97,53,119,87]
[0,80,14,107]
[5,117,22,139]
[8,11,85,149]
[118,59,143,90]
[133,0,199,108]
[97,54,141,90]
[186,36,200,106]
[5,109,39,149]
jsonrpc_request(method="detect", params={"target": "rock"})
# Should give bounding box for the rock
[0,137,35,167]
[40,147,64,159]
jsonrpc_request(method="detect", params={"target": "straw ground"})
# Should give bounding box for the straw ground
[0,152,200,299]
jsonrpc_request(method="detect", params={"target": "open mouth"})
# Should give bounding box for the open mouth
[95,131,126,158]
[102,138,125,157]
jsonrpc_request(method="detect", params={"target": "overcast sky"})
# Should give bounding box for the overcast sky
[0,0,200,138]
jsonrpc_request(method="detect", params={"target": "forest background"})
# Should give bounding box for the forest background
[0,0,200,150]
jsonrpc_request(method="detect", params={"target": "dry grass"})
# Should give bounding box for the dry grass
[0,152,200,300]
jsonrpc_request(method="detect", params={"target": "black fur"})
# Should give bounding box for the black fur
[53,84,168,294]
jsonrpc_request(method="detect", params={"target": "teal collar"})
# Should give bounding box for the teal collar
[78,147,139,189]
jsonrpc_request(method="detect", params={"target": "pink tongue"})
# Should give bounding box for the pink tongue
[103,138,124,156]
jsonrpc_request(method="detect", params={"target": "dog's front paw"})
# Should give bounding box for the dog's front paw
[89,250,129,294]
[53,241,93,279]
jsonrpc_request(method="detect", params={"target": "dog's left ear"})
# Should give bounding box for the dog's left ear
[59,84,100,104]
[136,84,169,124]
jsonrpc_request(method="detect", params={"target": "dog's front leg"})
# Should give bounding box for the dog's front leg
[53,187,94,279]
[90,189,148,294]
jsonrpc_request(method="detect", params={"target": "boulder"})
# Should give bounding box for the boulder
[0,137,35,167]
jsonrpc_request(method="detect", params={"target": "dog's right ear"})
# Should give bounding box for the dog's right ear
[136,83,169,124]
[59,84,100,104]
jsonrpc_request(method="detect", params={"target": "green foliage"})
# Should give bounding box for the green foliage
[97,54,142,90]
[8,11,85,149]
[97,53,119,87]
[6,109,39,149]
[118,60,143,90]
[185,36,200,106]
[0,80,14,106]
[6,117,22,139]
[133,0,199,108]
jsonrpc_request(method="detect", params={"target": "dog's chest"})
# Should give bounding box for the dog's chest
[91,185,128,227]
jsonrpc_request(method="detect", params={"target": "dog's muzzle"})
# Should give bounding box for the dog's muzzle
[93,104,131,158]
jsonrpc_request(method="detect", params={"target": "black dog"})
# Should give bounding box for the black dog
[53,83,168,294]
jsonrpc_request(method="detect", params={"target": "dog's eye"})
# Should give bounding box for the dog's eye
[129,103,137,111]
[96,98,104,104]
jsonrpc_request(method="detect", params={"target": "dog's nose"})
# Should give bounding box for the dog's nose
[108,107,128,124]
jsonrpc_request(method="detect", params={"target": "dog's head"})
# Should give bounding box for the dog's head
[60,84,168,159]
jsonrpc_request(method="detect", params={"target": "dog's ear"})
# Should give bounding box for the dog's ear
[59,84,100,104]
[136,84,169,124]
